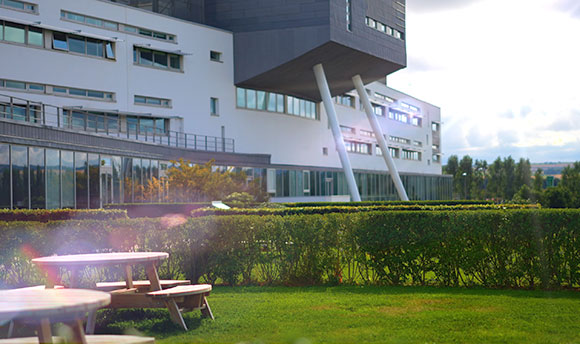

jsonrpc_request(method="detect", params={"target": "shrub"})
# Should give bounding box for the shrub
[191,203,539,217]
[282,200,495,208]
[1,209,580,290]
[0,209,127,222]
[106,203,211,218]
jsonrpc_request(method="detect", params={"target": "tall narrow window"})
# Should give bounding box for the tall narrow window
[210,97,219,116]
[346,0,352,31]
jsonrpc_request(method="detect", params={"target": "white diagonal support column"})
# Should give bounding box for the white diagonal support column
[352,75,409,201]
[313,64,361,202]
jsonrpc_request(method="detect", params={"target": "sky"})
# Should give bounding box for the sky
[387,0,580,164]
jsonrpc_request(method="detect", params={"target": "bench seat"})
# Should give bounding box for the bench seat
[146,284,212,298]
[95,280,190,292]
[0,335,155,344]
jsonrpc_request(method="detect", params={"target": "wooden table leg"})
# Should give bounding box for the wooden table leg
[68,318,88,344]
[69,267,80,288]
[37,318,52,344]
[145,263,162,291]
[201,296,215,320]
[85,310,97,335]
[164,299,188,331]
[124,265,134,289]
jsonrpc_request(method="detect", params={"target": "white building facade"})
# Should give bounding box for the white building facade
[0,0,450,208]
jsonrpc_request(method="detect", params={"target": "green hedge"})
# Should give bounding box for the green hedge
[0,209,127,222]
[106,203,212,218]
[282,200,495,207]
[191,203,539,217]
[1,209,579,290]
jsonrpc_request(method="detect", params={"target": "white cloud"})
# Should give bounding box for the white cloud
[388,0,580,163]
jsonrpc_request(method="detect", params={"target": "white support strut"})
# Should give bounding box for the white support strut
[352,75,409,201]
[313,64,362,202]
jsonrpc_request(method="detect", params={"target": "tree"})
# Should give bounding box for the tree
[514,158,532,191]
[487,157,503,200]
[458,155,473,199]
[166,159,267,203]
[471,159,488,200]
[444,155,460,198]
[501,156,516,200]
[533,168,545,193]
[560,162,580,207]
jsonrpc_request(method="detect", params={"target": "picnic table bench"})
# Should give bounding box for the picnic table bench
[0,288,155,344]
[31,252,213,331]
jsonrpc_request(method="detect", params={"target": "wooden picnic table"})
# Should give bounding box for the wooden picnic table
[0,288,110,344]
[31,252,212,331]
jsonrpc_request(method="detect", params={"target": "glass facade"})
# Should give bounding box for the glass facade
[0,143,452,209]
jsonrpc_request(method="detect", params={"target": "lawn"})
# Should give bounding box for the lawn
[96,286,580,344]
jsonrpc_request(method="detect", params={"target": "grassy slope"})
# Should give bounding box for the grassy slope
[97,286,580,344]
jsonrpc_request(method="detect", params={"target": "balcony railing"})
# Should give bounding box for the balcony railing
[0,93,235,153]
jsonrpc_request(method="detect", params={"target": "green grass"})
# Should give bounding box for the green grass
[97,286,580,344]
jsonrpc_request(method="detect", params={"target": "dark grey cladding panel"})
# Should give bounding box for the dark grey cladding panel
[237,41,402,101]
[0,121,270,166]
[204,0,406,100]
[330,0,406,67]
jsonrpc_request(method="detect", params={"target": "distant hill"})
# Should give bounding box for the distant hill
[531,162,574,176]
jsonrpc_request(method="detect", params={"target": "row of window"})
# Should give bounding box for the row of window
[344,140,423,161]
[0,20,117,61]
[62,110,168,135]
[133,47,181,71]
[267,167,452,201]
[0,78,114,101]
[402,149,421,161]
[345,140,371,155]
[388,109,422,127]
[340,127,423,150]
[0,0,35,13]
[135,95,171,108]
[61,10,176,43]
[346,0,352,31]
[365,17,405,40]
[236,88,318,120]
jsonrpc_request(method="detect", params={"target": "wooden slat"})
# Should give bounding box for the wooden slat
[32,252,168,267]
[146,285,212,298]
[95,280,190,292]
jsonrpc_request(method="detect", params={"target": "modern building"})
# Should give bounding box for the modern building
[0,0,451,209]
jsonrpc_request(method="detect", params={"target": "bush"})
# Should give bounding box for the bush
[0,209,127,222]
[106,203,211,218]
[541,187,573,208]
[282,200,495,208]
[191,203,539,217]
[2,209,580,290]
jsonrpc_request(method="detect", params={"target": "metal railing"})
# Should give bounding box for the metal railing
[0,93,235,153]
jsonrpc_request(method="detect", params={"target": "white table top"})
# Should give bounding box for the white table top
[0,289,111,322]
[31,252,169,267]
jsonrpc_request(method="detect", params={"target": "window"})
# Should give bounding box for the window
[1,0,36,13]
[388,109,409,124]
[402,149,421,161]
[365,16,405,41]
[134,47,181,71]
[27,27,43,46]
[340,125,355,135]
[411,116,422,127]
[4,22,25,44]
[346,0,352,31]
[49,30,115,59]
[413,140,422,147]
[345,140,371,155]
[374,92,395,103]
[432,122,440,131]
[336,95,355,108]
[303,171,311,193]
[134,95,171,107]
[210,51,222,62]
[389,136,411,145]
[433,154,441,163]
[210,97,219,115]
[61,11,177,42]
[322,147,328,156]
[360,129,374,138]
[432,144,439,151]
[372,103,385,116]
[377,146,400,158]
[237,88,317,119]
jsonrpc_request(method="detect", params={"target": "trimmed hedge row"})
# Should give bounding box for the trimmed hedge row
[1,209,579,290]
[191,203,539,217]
[282,200,495,207]
[106,203,212,218]
[0,209,127,222]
